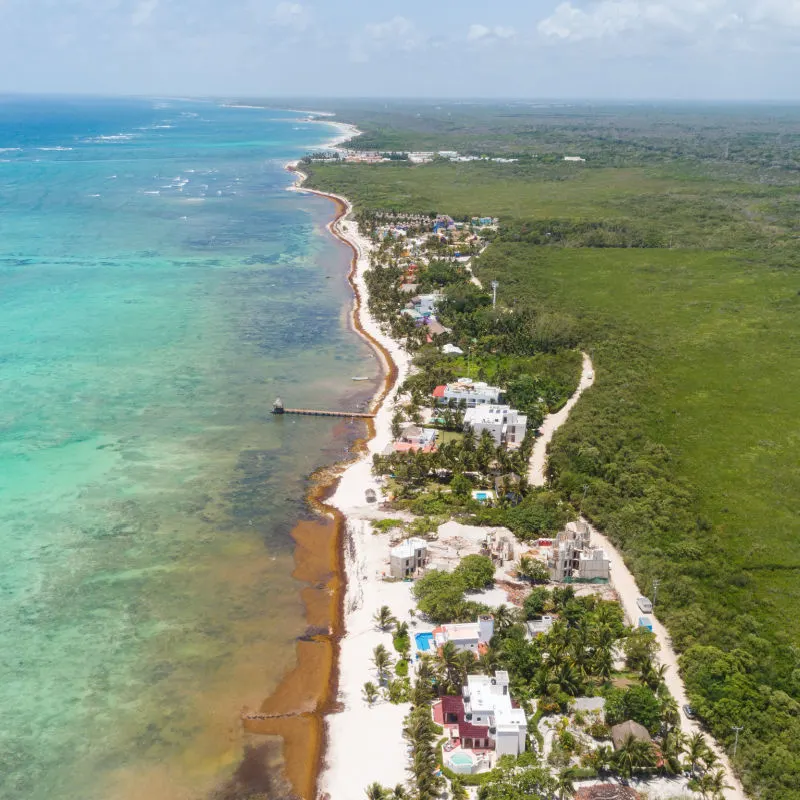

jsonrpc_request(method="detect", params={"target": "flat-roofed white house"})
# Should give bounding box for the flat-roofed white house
[389,537,428,579]
[433,614,494,654]
[434,671,527,757]
[464,671,527,756]
[432,377,503,407]
[463,405,527,448]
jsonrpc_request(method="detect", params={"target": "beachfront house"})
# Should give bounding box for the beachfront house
[389,537,428,579]
[432,378,503,408]
[463,405,527,448]
[433,614,494,655]
[400,425,438,448]
[434,671,527,756]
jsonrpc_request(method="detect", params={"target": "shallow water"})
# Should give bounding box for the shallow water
[0,97,378,799]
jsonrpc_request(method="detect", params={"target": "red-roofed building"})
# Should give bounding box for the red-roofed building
[434,695,491,749]
[433,385,446,399]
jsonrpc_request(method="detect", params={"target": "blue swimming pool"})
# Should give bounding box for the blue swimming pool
[415,632,434,651]
[475,492,489,501]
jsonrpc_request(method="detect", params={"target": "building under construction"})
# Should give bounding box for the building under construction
[547,520,610,582]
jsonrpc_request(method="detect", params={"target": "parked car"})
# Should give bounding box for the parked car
[683,704,696,719]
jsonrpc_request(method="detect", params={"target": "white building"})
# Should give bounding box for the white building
[442,343,464,356]
[463,671,527,757]
[413,293,440,315]
[389,537,428,579]
[400,425,437,447]
[433,377,503,407]
[433,614,494,654]
[463,405,528,448]
[563,155,586,162]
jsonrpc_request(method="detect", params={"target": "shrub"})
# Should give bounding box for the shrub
[395,659,409,677]
[454,554,495,591]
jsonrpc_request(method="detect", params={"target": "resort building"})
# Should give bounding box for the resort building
[547,520,610,582]
[434,671,527,757]
[389,537,428,579]
[433,614,494,654]
[432,377,503,408]
[463,405,527,448]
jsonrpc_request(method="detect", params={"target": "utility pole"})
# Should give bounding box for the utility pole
[652,579,661,608]
[732,726,743,760]
[491,280,499,310]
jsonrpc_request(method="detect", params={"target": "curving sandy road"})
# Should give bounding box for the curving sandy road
[528,351,595,486]
[530,352,746,800]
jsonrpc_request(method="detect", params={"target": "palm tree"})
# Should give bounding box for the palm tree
[438,641,463,691]
[555,769,575,800]
[362,681,379,706]
[456,649,477,679]
[450,777,468,800]
[702,748,719,773]
[389,784,409,799]
[593,744,614,774]
[395,620,410,639]
[614,735,657,779]
[476,647,499,675]
[365,782,386,800]
[373,643,393,684]
[662,728,687,773]
[373,605,397,632]
[592,645,614,681]
[686,732,709,775]
[493,603,515,632]
[707,768,732,799]
[553,660,583,697]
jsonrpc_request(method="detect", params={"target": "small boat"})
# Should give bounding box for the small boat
[351,376,370,381]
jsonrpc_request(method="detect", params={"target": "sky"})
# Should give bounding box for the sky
[0,0,798,100]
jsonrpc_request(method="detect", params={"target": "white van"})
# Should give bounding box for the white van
[637,596,653,614]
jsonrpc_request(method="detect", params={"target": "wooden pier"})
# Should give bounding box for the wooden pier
[279,407,375,419]
[272,397,374,419]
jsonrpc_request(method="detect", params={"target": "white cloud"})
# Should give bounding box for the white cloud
[130,0,158,27]
[272,1,309,30]
[537,0,800,45]
[467,23,516,42]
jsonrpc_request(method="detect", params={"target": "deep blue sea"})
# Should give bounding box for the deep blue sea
[0,97,377,800]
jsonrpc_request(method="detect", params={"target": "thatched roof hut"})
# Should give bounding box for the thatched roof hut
[610,720,651,750]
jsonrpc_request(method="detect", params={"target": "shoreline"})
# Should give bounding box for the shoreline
[243,144,409,798]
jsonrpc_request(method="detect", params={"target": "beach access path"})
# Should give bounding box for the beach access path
[527,351,746,800]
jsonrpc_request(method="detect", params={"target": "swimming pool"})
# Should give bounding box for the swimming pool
[415,632,434,652]
[447,751,476,774]
[474,492,489,501]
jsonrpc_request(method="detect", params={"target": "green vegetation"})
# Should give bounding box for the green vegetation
[305,102,800,797]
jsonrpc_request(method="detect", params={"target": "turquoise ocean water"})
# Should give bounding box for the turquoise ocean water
[0,97,378,799]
